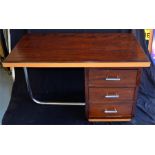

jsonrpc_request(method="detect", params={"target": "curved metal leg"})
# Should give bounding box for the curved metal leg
[23,67,85,106]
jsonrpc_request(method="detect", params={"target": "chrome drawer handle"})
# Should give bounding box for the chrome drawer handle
[105,77,121,81]
[105,94,119,98]
[104,109,118,114]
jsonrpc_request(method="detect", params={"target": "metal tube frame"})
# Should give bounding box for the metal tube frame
[6,29,15,81]
[23,67,85,106]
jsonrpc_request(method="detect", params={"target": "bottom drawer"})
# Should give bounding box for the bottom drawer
[89,102,133,118]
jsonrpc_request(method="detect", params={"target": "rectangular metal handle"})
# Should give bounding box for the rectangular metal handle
[104,109,118,114]
[105,94,119,98]
[105,77,120,81]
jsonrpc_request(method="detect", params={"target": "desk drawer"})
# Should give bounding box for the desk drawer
[89,102,133,118]
[88,69,137,87]
[89,88,135,103]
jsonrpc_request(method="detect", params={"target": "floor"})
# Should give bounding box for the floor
[0,67,13,124]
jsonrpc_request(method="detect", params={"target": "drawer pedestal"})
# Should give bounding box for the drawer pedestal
[85,68,141,122]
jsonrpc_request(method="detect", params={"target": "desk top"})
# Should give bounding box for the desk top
[3,33,150,68]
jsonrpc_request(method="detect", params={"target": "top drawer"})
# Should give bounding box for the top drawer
[88,69,138,87]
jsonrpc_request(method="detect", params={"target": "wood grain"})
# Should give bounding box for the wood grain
[85,68,139,122]
[89,88,135,103]
[89,102,133,118]
[3,33,150,67]
[88,69,138,87]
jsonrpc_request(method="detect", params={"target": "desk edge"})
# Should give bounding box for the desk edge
[2,62,151,68]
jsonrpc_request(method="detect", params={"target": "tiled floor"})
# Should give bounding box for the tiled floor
[0,67,13,124]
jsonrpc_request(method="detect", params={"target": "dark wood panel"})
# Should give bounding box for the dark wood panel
[89,102,133,118]
[3,33,150,67]
[88,69,138,87]
[89,88,136,103]
[85,68,139,122]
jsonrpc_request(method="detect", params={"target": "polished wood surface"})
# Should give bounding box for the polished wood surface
[85,68,140,122]
[88,69,138,87]
[89,102,133,118]
[3,32,148,122]
[3,33,150,67]
[89,88,135,103]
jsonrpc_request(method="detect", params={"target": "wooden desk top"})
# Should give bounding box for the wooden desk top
[3,33,150,68]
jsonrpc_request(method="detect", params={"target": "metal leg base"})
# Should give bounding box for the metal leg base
[23,67,85,106]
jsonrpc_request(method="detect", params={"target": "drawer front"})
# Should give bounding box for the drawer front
[89,102,133,118]
[89,88,135,103]
[88,69,137,87]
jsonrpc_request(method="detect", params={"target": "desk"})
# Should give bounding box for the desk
[3,33,150,122]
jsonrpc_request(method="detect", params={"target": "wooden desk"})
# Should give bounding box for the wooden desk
[3,33,150,122]
[3,33,150,68]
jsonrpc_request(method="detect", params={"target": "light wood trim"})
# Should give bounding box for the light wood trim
[2,62,150,68]
[89,118,131,122]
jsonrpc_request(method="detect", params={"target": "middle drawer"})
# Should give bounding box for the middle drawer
[89,87,135,103]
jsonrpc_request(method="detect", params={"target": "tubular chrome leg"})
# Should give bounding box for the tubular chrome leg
[23,67,85,106]
[7,29,15,81]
